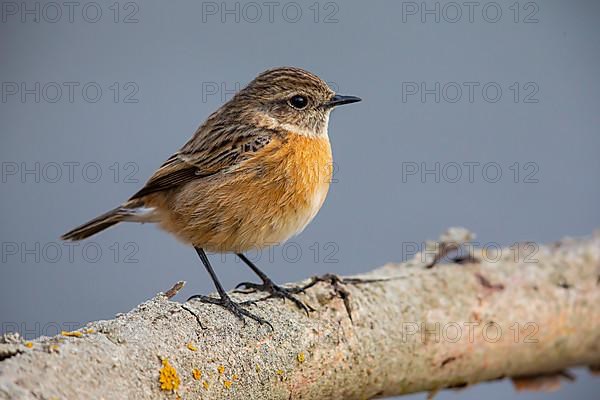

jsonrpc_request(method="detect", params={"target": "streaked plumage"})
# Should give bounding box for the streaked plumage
[61,67,361,324]
[62,67,338,249]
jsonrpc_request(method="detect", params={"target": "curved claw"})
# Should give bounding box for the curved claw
[234,281,261,292]
[187,294,204,302]
[282,292,314,315]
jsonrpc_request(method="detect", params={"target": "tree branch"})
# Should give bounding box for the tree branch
[1,230,599,399]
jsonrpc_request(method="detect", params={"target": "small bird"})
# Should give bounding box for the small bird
[61,67,361,324]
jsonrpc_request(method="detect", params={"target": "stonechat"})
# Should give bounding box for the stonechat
[62,67,361,324]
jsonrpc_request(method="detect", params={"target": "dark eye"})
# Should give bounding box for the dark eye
[288,95,309,109]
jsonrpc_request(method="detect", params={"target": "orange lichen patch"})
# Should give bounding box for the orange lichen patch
[223,380,233,389]
[297,352,306,363]
[202,381,210,390]
[232,374,239,381]
[275,369,286,382]
[24,342,33,348]
[61,330,83,338]
[192,368,202,380]
[186,342,198,351]
[217,365,225,375]
[159,358,180,392]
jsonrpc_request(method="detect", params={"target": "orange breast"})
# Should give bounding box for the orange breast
[261,134,333,208]
[162,134,333,252]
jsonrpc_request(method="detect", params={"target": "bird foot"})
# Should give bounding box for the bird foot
[187,293,273,329]
[235,279,314,315]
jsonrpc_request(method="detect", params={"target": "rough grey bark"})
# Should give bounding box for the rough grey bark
[1,229,599,400]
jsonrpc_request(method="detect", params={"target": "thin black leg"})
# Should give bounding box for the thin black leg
[234,253,313,314]
[236,253,272,283]
[196,247,227,297]
[187,247,271,327]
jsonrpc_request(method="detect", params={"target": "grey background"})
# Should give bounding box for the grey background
[1,0,599,398]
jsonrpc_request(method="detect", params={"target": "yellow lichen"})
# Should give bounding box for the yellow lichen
[202,381,210,390]
[159,358,180,392]
[297,352,306,363]
[276,369,284,375]
[84,328,95,334]
[61,330,83,338]
[223,380,233,389]
[232,374,239,381]
[255,365,261,373]
[49,344,59,353]
[217,365,225,375]
[187,342,198,351]
[24,342,33,348]
[192,368,202,380]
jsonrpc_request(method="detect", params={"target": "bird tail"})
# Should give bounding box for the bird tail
[61,201,156,241]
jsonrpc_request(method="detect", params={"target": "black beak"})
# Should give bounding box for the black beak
[324,94,362,108]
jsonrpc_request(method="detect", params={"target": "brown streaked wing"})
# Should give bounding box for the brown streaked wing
[129,134,273,200]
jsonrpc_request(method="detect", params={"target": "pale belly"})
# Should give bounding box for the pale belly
[161,178,331,253]
[258,181,329,246]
